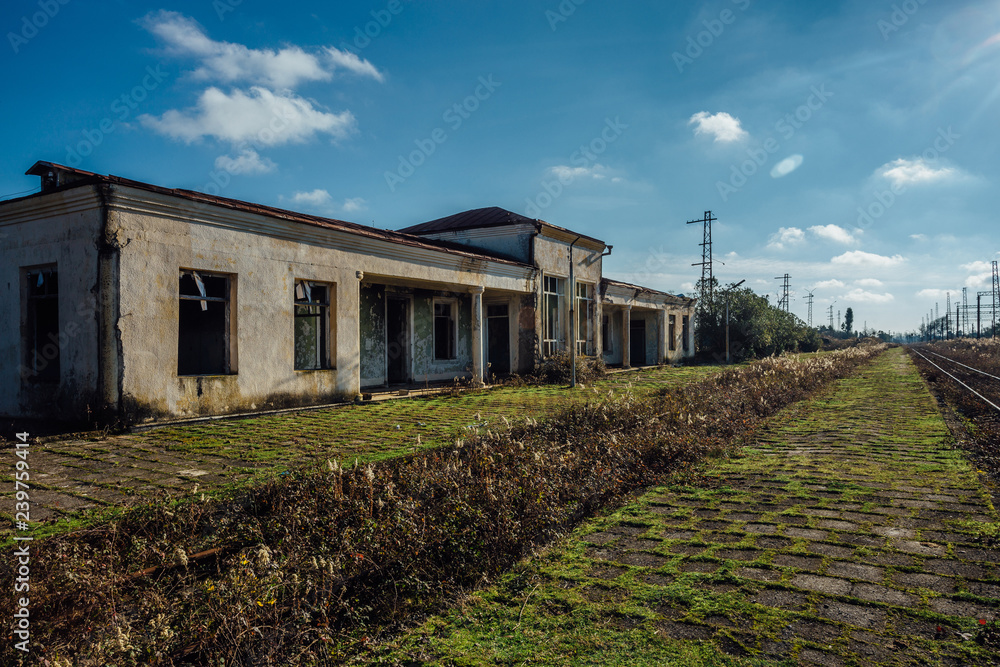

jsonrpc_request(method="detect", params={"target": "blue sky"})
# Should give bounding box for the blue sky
[3,0,999,333]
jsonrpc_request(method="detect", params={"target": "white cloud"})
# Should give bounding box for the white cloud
[841,288,895,304]
[341,197,367,213]
[917,288,956,300]
[325,47,385,82]
[139,86,356,145]
[546,163,621,183]
[831,250,905,267]
[876,157,959,188]
[689,111,748,143]
[809,224,859,245]
[855,278,884,288]
[290,189,333,207]
[813,279,846,290]
[767,226,806,250]
[214,148,276,175]
[910,234,927,241]
[770,154,803,178]
[962,260,992,273]
[284,190,366,215]
[141,11,384,87]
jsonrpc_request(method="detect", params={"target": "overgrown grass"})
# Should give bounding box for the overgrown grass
[3,346,885,666]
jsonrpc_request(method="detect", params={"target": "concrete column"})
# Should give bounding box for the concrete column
[622,305,632,369]
[658,308,667,365]
[471,285,485,387]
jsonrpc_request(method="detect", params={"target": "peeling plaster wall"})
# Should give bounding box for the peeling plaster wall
[411,289,472,382]
[0,188,104,421]
[106,186,530,421]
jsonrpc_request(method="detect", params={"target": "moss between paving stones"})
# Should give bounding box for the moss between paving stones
[373,348,1000,666]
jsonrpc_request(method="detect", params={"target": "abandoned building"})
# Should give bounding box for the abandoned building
[0,161,695,425]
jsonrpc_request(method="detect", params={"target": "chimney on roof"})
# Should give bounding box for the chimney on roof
[25,161,97,193]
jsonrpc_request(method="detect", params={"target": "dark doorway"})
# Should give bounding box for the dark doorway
[386,297,409,384]
[629,318,646,366]
[487,304,510,378]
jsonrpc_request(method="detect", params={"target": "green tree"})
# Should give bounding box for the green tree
[842,307,854,336]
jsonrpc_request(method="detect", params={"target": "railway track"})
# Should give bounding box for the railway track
[910,346,1000,413]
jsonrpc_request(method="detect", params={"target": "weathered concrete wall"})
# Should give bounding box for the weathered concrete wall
[107,185,531,420]
[412,289,472,382]
[0,188,104,421]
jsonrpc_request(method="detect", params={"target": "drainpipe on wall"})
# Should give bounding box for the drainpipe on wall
[569,237,580,388]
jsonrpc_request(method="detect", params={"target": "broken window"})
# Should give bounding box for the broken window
[542,275,564,357]
[601,314,611,353]
[23,266,59,383]
[178,270,231,376]
[669,314,677,351]
[295,280,331,370]
[434,300,457,360]
[682,315,690,353]
[576,282,593,355]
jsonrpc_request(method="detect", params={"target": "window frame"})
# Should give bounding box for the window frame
[177,269,235,377]
[22,265,60,384]
[575,282,594,356]
[294,279,333,371]
[669,314,677,352]
[432,298,458,361]
[542,275,565,357]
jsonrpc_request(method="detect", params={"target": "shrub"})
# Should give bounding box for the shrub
[534,351,606,384]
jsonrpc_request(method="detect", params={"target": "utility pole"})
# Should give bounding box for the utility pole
[828,303,836,329]
[805,290,815,327]
[993,260,999,338]
[978,293,982,339]
[962,287,970,336]
[725,279,746,363]
[946,292,951,340]
[687,210,716,349]
[774,274,791,313]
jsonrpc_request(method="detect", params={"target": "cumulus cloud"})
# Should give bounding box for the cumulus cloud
[855,278,884,288]
[290,189,333,207]
[841,288,895,304]
[910,233,927,241]
[139,87,356,145]
[876,157,959,188]
[831,250,905,267]
[689,111,748,143]
[917,288,955,300]
[767,227,806,250]
[813,279,846,290]
[809,224,859,245]
[214,148,276,175]
[141,11,383,87]
[546,163,622,184]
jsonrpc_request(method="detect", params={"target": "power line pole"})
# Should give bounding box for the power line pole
[828,303,836,329]
[686,210,716,350]
[993,260,999,338]
[946,292,951,340]
[962,287,970,336]
[774,274,791,313]
[978,293,982,339]
[805,290,815,327]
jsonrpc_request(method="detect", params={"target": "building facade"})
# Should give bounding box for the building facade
[0,163,695,425]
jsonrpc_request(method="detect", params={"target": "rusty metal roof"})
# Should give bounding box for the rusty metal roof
[15,162,533,269]
[399,206,538,234]
[601,277,695,305]
[400,206,606,247]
